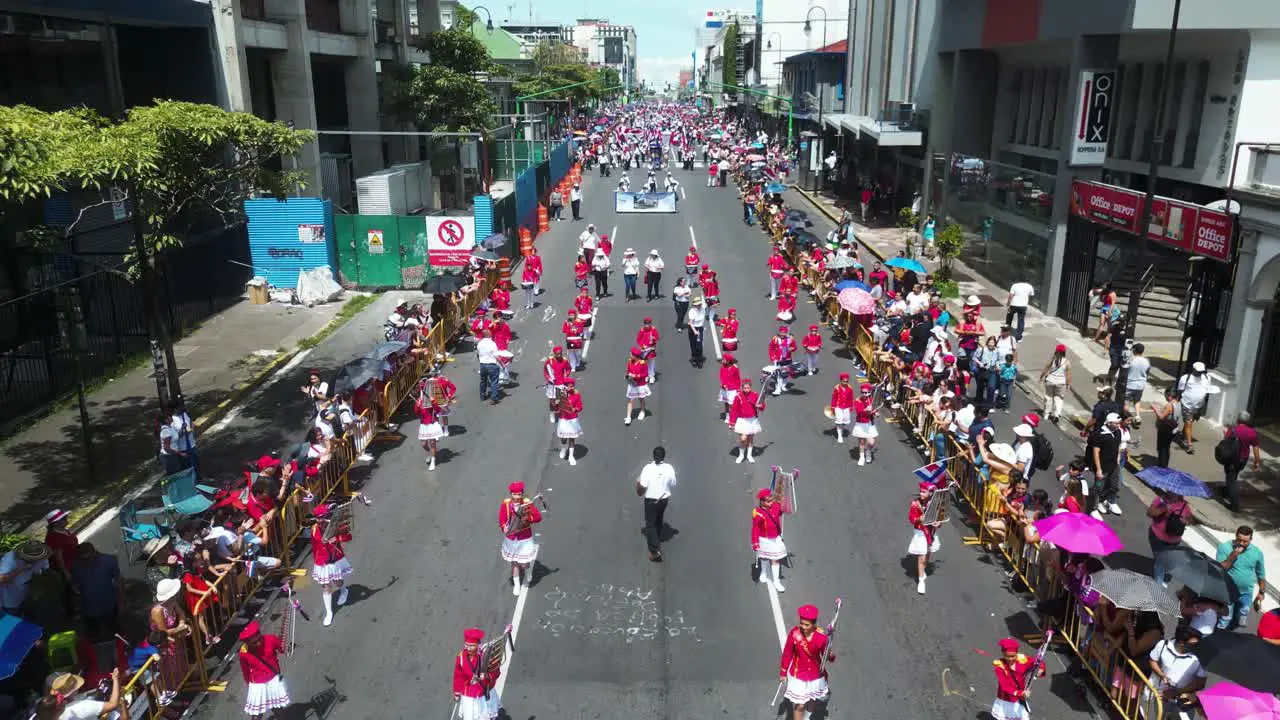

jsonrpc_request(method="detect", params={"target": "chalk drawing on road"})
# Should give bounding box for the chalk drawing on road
[542,306,557,323]
[536,582,702,643]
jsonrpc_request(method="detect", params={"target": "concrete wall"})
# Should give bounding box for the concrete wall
[1131,0,1280,31]
[844,0,939,116]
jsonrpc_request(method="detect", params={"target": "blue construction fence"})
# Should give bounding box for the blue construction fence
[476,138,576,245]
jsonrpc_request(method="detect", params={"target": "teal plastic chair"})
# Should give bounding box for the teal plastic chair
[160,468,214,518]
[119,500,170,564]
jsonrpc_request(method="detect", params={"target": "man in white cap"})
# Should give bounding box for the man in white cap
[1176,361,1212,451]
[1088,412,1124,518]
[1012,423,1037,481]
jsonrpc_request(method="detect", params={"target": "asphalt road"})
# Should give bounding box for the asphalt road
[158,169,1127,720]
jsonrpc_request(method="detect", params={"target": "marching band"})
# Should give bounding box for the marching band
[751,488,788,592]
[779,605,834,719]
[907,481,943,594]
[453,628,502,720]
[498,481,542,595]
[309,503,353,627]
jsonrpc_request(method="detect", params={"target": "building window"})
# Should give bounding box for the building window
[1162,61,1187,166]
[1137,62,1165,163]
[1181,60,1210,168]
[1115,64,1140,161]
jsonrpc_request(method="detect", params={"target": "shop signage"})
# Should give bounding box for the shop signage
[1069,70,1116,166]
[1069,180,1234,262]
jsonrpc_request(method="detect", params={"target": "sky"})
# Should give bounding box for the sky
[504,0,757,88]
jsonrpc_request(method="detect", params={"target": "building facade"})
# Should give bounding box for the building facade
[757,0,846,99]
[570,19,637,92]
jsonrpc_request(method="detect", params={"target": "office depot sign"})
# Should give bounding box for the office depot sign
[1069,180,1234,262]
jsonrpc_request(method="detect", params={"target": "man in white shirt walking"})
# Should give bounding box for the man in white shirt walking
[636,446,677,562]
[1006,280,1036,341]
[570,183,583,221]
[475,329,502,405]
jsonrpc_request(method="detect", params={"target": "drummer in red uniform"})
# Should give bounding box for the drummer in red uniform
[556,379,584,466]
[778,269,800,299]
[490,312,513,384]
[684,246,701,286]
[751,489,787,592]
[488,283,513,319]
[624,347,651,426]
[521,258,539,309]
[543,346,572,424]
[852,383,880,466]
[829,373,855,444]
[562,310,586,371]
[729,378,764,464]
[498,481,541,595]
[702,270,721,320]
[801,324,823,375]
[767,249,789,299]
[718,353,741,423]
[309,503,352,627]
[717,308,739,352]
[779,604,833,719]
[636,317,660,383]
[767,326,797,396]
[453,627,501,720]
[990,637,1044,720]
[907,481,942,594]
[238,621,290,719]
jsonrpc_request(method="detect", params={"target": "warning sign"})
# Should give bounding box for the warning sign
[367,229,385,254]
[425,216,475,267]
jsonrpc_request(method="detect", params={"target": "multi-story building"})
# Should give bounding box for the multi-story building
[758,0,846,100]
[840,0,1280,425]
[570,19,637,92]
[697,11,758,105]
[501,23,577,60]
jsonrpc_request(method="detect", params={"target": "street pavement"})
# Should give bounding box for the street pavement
[178,169,1106,720]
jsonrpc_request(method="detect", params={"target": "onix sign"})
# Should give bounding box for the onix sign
[1070,70,1116,166]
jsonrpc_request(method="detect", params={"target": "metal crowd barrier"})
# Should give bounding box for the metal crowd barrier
[118,271,498,718]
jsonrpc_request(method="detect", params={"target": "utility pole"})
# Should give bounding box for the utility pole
[126,180,182,408]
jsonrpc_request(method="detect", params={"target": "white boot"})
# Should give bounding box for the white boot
[336,586,349,606]
[559,445,568,459]
[625,412,632,426]
[428,456,436,471]
[836,427,844,444]
[567,447,577,466]
[322,591,334,627]
[917,577,926,594]
[771,562,786,592]
[736,447,746,464]
[757,560,769,584]
[638,409,646,420]
[550,412,556,424]
[857,450,865,467]
[746,446,756,463]
[512,568,522,596]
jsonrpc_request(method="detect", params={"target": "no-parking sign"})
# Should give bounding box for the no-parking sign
[425,215,476,267]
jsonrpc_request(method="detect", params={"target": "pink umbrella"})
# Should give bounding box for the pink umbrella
[746,153,766,161]
[1032,513,1123,556]
[1199,682,1280,720]
[836,288,876,314]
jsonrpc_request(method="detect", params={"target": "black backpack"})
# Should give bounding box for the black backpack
[1031,432,1054,471]
[1215,431,1240,467]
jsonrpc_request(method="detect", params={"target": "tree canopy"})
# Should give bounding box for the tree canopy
[531,41,584,70]
[386,6,498,133]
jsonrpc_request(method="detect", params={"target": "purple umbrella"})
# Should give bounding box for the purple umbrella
[1033,513,1124,556]
[1199,682,1280,720]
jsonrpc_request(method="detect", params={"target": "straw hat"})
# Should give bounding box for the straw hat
[155,578,181,603]
[14,540,50,563]
[47,673,85,698]
[988,443,1018,467]
[142,536,172,561]
[691,296,704,305]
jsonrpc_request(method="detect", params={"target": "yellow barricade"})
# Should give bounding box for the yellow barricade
[119,624,207,719]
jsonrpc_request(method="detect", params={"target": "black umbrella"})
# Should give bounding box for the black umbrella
[369,340,408,362]
[332,357,383,394]
[471,248,500,262]
[421,274,467,295]
[1086,569,1181,616]
[1196,630,1280,693]
[785,209,808,220]
[480,232,507,250]
[1158,546,1234,604]
[793,230,822,248]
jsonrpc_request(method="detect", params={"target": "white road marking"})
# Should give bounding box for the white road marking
[766,575,788,650]
[709,316,722,361]
[611,226,618,248]
[582,310,597,361]
[496,541,537,697]
[688,225,697,248]
[76,350,313,542]
[681,186,687,201]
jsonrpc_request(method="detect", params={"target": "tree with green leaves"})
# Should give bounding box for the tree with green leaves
[385,6,498,132]
[531,41,584,70]
[934,223,966,281]
[721,23,739,97]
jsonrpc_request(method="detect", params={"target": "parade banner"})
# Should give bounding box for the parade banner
[614,192,678,214]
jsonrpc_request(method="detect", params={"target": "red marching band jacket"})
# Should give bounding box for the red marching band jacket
[238,634,284,684]
[562,319,585,349]
[779,274,799,297]
[728,390,763,425]
[853,397,876,424]
[310,524,349,566]
[636,326,660,350]
[572,294,594,319]
[802,331,823,354]
[526,254,543,278]
[499,497,541,541]
[489,289,510,312]
[768,335,797,363]
[491,321,512,351]
[780,627,830,681]
[830,384,855,409]
[557,392,583,420]
[750,503,784,549]
[908,498,936,546]
[434,376,457,402]
[684,252,700,268]
[573,260,589,283]
[718,315,738,340]
[702,278,720,302]
[416,398,441,426]
[776,294,796,315]
[452,649,499,698]
[544,357,571,385]
[993,654,1039,702]
[767,254,789,278]
[626,359,648,385]
[719,364,741,390]
[521,264,538,286]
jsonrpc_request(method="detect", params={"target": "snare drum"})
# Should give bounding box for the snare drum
[521,281,535,289]
[498,309,515,319]
[685,265,698,275]
[722,337,739,351]
[641,347,656,360]
[761,364,779,374]
[574,278,588,289]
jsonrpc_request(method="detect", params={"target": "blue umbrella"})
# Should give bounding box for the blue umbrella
[0,612,42,680]
[480,232,507,250]
[834,279,870,292]
[884,256,928,274]
[750,142,765,149]
[765,183,787,194]
[1135,466,1214,498]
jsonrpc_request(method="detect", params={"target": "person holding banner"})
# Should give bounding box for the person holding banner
[310,504,353,627]
[908,482,943,594]
[779,605,833,718]
[499,481,541,593]
[852,383,880,466]
[829,373,855,444]
[751,489,787,592]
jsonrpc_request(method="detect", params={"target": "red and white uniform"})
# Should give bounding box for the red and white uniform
[526,254,543,281]
[767,253,789,279]
[751,502,787,560]
[625,358,651,398]
[499,497,542,563]
[768,334,797,364]
[520,264,538,288]
[779,274,800,297]
[416,397,445,442]
[852,396,879,439]
[991,655,1038,720]
[729,390,763,436]
[562,319,585,349]
[573,260,590,287]
[544,356,572,400]
[433,376,457,416]
[636,326,660,357]
[310,524,352,585]
[775,293,796,321]
[830,384,854,425]
[718,364,741,404]
[802,330,824,356]
[684,251,701,276]
[239,634,290,715]
[718,313,738,349]
[489,288,511,313]
[556,391,584,439]
[907,497,941,556]
[491,321,512,351]
[470,316,493,338]
[453,649,501,720]
[780,627,831,703]
[573,293,594,322]
[698,266,714,288]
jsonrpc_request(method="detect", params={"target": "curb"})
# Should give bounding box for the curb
[790,185,890,265]
[21,296,369,539]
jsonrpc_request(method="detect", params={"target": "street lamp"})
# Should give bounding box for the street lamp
[765,32,783,99]
[471,4,494,32]
[804,6,829,189]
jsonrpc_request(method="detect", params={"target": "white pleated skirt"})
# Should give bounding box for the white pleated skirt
[501,536,538,563]
[907,529,941,556]
[627,383,651,399]
[418,422,444,441]
[556,418,582,439]
[756,535,788,561]
[718,388,738,404]
[734,417,763,436]
[990,698,1029,720]
[244,676,291,715]
[784,675,829,704]
[458,691,502,720]
[312,557,352,585]
[852,422,878,439]
[832,407,851,425]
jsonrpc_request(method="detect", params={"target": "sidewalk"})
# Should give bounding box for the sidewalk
[0,296,354,534]
[792,185,1280,608]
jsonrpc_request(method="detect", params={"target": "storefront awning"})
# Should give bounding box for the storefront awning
[851,116,923,147]
[822,114,860,135]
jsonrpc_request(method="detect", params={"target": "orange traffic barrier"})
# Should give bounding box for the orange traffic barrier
[519,227,533,256]
[537,204,549,232]
[498,257,512,285]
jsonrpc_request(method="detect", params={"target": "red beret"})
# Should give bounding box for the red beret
[1022,413,1041,428]
[508,481,525,494]
[463,628,485,644]
[998,638,1020,652]
[238,621,262,640]
[563,378,576,387]
[809,324,819,331]
[643,317,653,323]
[257,455,281,471]
[722,353,736,362]
[757,489,772,500]
[860,383,873,392]
[839,373,850,381]
[552,345,564,353]
[918,481,935,492]
[797,604,820,621]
